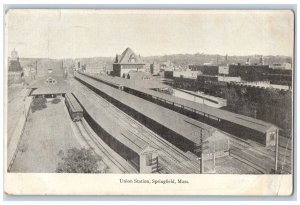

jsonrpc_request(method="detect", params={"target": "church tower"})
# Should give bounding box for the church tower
[8,48,23,84]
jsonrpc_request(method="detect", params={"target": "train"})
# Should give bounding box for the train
[65,93,83,121]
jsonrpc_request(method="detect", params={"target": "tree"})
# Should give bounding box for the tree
[51,98,61,104]
[56,148,109,173]
[221,87,240,112]
[31,97,47,112]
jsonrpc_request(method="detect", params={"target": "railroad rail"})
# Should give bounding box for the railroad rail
[72,74,292,174]
[71,79,200,174]
[78,71,279,147]
[73,118,138,173]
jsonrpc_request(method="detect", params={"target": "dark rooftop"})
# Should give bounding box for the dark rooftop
[126,85,278,133]
[76,73,215,144]
[73,87,152,154]
[82,72,278,133]
[29,76,69,95]
[9,60,23,72]
[114,47,144,65]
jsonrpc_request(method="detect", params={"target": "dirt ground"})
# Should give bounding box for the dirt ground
[10,99,82,172]
[204,156,261,174]
[7,85,27,145]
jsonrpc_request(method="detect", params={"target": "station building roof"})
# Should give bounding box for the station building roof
[114,47,144,65]
[29,76,69,95]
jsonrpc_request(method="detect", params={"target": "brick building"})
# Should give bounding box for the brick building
[8,49,23,84]
[112,48,145,77]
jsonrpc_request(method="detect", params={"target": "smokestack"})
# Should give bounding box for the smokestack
[260,56,264,65]
[246,57,250,65]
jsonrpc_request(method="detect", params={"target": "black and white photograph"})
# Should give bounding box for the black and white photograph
[4,9,294,195]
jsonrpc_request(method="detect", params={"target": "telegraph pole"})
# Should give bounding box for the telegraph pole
[212,142,216,173]
[199,128,202,173]
[199,128,204,174]
[195,128,206,174]
[275,129,279,173]
[201,129,205,173]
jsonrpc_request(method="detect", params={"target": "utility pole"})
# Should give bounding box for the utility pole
[199,128,204,174]
[195,129,202,173]
[275,129,279,173]
[199,129,202,173]
[195,128,206,174]
[212,142,216,173]
[35,60,38,79]
[202,130,205,173]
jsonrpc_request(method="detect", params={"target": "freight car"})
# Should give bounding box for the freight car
[65,93,83,121]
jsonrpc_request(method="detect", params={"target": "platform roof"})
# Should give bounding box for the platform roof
[29,76,69,95]
[127,85,278,133]
[76,73,214,144]
[73,88,150,154]
[82,72,278,133]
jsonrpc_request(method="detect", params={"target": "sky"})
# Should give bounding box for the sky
[6,9,294,59]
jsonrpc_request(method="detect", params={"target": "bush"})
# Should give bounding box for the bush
[51,98,61,104]
[31,97,47,112]
[56,148,108,173]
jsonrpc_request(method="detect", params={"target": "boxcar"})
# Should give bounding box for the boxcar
[65,93,83,121]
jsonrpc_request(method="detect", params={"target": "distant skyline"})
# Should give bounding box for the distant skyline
[6,10,294,59]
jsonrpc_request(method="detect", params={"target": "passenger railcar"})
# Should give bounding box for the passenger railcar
[65,93,83,121]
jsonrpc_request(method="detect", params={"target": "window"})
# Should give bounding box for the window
[128,54,136,63]
[269,132,275,142]
[146,153,152,166]
[45,77,57,85]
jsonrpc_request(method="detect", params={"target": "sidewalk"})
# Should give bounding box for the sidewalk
[7,95,32,171]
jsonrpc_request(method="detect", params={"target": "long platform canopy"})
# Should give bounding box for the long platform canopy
[82,72,278,133]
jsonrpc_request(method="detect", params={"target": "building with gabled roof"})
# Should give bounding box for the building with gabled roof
[112,47,145,77]
[8,49,24,84]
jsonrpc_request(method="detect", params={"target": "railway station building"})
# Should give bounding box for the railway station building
[112,47,145,77]
[28,76,69,98]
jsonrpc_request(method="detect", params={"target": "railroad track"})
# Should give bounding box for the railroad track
[72,75,293,174]
[279,135,292,150]
[230,138,292,174]
[71,79,200,174]
[74,119,137,173]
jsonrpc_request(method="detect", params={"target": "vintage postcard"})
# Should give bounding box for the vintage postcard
[4,9,294,195]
